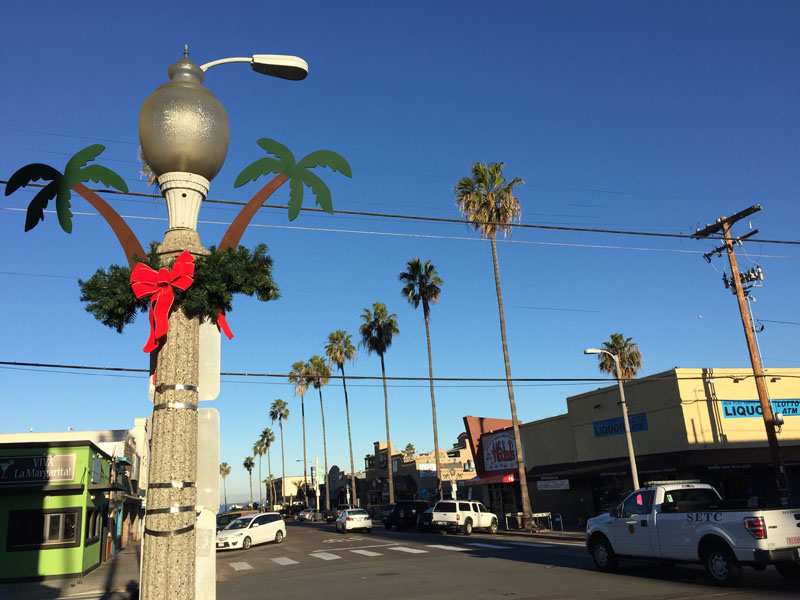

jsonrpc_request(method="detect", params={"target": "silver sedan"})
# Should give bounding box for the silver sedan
[336,508,372,533]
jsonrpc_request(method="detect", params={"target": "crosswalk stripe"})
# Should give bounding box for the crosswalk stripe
[389,546,428,554]
[466,542,512,549]
[310,552,342,561]
[350,549,382,557]
[229,561,253,571]
[426,544,470,552]
[272,557,299,566]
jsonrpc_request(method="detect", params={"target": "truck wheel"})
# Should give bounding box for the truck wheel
[488,519,498,535]
[704,544,741,585]
[775,562,800,580]
[463,519,473,536]
[590,537,617,572]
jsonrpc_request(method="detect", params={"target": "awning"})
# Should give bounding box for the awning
[463,471,516,486]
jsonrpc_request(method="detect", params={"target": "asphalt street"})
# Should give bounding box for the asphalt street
[216,521,797,600]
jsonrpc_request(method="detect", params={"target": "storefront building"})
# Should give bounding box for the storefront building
[466,367,800,530]
[0,441,112,581]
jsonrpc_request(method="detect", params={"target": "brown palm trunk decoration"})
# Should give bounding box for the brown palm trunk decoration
[218,174,289,251]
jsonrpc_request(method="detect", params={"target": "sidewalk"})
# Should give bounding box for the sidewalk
[0,545,140,600]
[496,528,586,542]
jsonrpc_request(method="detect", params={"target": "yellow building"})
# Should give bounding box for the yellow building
[466,368,800,528]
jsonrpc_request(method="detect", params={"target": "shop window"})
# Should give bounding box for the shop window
[7,509,81,551]
[85,509,101,544]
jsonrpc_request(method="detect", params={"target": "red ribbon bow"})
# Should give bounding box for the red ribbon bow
[130,251,195,353]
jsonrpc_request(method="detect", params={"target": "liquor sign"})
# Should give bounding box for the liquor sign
[0,454,76,485]
[482,430,517,472]
[721,399,800,419]
[592,413,649,437]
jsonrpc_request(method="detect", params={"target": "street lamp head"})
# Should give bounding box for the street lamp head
[139,50,230,181]
[584,348,603,355]
[251,54,309,80]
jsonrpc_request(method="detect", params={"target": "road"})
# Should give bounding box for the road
[216,520,797,600]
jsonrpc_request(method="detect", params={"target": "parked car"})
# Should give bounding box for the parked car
[297,508,315,522]
[587,480,800,584]
[336,508,372,533]
[216,512,286,550]
[216,510,257,532]
[417,507,434,531]
[384,500,430,530]
[430,500,499,535]
[324,509,340,523]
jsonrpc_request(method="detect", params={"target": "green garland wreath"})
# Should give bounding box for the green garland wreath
[79,244,279,332]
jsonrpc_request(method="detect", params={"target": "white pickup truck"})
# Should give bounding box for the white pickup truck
[587,481,800,584]
[431,500,499,535]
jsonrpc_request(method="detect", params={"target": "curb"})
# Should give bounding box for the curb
[496,530,586,543]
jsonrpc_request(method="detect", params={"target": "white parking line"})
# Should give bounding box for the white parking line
[310,552,342,561]
[350,549,383,557]
[229,561,253,571]
[272,556,299,566]
[426,544,469,552]
[466,542,512,549]
[389,546,428,554]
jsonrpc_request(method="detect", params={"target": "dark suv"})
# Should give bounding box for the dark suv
[383,500,430,530]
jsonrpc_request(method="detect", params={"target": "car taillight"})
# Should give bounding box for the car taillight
[347,517,353,521]
[744,516,767,539]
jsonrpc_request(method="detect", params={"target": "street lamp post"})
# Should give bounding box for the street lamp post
[138,47,307,600]
[584,348,640,490]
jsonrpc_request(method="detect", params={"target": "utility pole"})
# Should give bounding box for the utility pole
[694,204,789,505]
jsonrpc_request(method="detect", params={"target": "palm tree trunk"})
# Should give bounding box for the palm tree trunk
[257,456,263,507]
[423,307,443,501]
[341,364,358,507]
[318,388,330,511]
[490,236,532,524]
[301,393,308,500]
[223,477,228,508]
[379,354,395,505]
[267,448,274,509]
[218,174,289,251]
[280,422,286,505]
[248,470,253,506]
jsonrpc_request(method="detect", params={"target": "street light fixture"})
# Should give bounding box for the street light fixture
[138,47,307,600]
[584,348,640,490]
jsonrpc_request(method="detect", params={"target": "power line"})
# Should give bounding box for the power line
[3,179,799,246]
[758,319,800,327]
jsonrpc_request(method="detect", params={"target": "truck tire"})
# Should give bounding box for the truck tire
[589,536,618,572]
[463,519,473,536]
[775,562,800,580]
[488,519,498,534]
[703,543,741,585]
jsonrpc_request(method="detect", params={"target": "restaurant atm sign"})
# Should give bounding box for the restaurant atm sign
[0,454,76,485]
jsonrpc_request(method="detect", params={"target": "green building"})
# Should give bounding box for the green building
[0,441,112,581]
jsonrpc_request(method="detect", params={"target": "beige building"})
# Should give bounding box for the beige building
[466,368,800,528]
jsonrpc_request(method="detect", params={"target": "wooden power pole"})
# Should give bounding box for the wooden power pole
[694,204,789,505]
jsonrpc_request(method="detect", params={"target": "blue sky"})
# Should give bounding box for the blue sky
[1,1,798,502]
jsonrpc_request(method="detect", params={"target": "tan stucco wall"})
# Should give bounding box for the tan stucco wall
[521,414,576,467]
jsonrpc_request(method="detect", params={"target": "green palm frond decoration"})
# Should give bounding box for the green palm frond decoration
[234,138,351,221]
[4,144,129,234]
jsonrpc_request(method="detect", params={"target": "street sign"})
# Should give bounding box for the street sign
[148,320,221,402]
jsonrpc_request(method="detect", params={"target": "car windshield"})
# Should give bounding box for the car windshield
[225,517,252,530]
[435,502,456,512]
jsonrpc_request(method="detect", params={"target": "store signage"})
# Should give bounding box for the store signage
[593,413,648,437]
[537,479,570,491]
[483,430,517,472]
[0,454,76,484]
[721,399,800,419]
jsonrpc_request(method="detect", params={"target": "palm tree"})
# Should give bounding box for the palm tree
[455,162,533,525]
[4,144,143,265]
[399,257,444,499]
[243,456,255,506]
[252,439,266,508]
[269,398,290,505]
[308,355,332,511]
[260,427,277,507]
[597,333,643,381]
[218,138,352,250]
[359,302,400,505]
[325,330,358,506]
[288,361,312,497]
[219,462,231,509]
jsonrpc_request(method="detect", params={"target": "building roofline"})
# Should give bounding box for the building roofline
[0,439,114,460]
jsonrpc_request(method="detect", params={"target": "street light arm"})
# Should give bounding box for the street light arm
[199,57,252,72]
[200,54,309,80]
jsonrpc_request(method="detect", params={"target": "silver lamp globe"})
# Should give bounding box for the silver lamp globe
[139,50,229,180]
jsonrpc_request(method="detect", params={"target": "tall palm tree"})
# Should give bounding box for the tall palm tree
[219,462,231,508]
[252,439,266,508]
[261,427,277,507]
[269,399,290,505]
[400,257,444,499]
[455,162,533,524]
[597,333,643,381]
[308,355,332,511]
[359,302,400,505]
[243,456,255,506]
[325,330,358,506]
[288,361,312,497]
